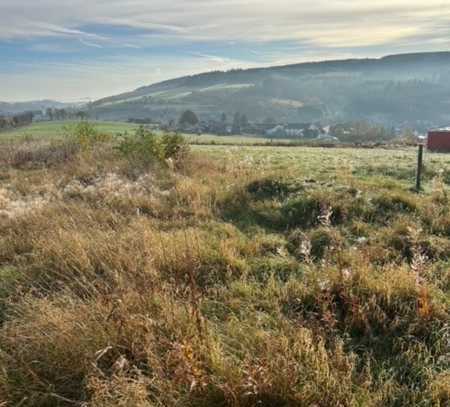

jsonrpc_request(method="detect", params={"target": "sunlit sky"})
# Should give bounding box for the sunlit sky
[1,0,449,102]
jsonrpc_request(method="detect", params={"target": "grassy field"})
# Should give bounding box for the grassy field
[0,127,449,406]
[1,121,294,145]
[185,133,293,145]
[198,145,450,191]
[1,120,139,139]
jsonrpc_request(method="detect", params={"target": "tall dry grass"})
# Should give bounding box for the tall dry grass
[0,136,449,406]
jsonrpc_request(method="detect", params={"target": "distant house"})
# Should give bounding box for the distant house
[316,134,339,142]
[427,128,450,152]
[265,125,286,138]
[265,123,325,139]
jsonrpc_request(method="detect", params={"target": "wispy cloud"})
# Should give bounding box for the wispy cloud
[1,1,449,45]
[79,38,103,48]
[1,0,449,100]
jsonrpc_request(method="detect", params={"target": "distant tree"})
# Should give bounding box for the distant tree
[330,121,395,143]
[46,108,54,121]
[0,116,7,130]
[240,114,249,129]
[76,111,88,120]
[11,112,33,128]
[179,110,199,127]
[220,112,227,123]
[399,128,418,144]
[61,109,67,120]
[232,113,242,134]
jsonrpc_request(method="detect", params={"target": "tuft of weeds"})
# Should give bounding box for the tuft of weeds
[246,177,298,200]
[371,192,418,220]
[288,227,344,261]
[0,139,79,169]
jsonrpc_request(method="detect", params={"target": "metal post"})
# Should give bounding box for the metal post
[416,144,424,192]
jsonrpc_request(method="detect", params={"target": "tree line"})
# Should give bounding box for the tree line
[0,112,34,131]
[45,108,88,121]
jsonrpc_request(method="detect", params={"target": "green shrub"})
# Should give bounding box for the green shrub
[116,126,188,168]
[64,121,110,150]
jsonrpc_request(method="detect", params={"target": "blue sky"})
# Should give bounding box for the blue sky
[1,0,449,102]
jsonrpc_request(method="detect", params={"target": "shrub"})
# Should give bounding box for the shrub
[64,121,111,151]
[116,127,188,168]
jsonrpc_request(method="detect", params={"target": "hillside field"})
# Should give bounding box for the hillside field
[0,126,449,406]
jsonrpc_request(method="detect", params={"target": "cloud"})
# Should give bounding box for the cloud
[79,38,103,48]
[1,1,449,100]
[1,0,449,47]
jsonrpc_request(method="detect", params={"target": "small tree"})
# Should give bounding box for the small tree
[46,108,54,121]
[178,110,199,128]
[232,113,242,134]
[76,111,88,120]
[240,114,249,129]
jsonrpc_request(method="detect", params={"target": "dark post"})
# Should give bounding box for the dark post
[416,144,424,192]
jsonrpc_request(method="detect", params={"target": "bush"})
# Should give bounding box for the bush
[64,121,110,151]
[116,127,188,168]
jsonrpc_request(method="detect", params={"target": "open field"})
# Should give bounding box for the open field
[0,127,449,406]
[1,121,139,140]
[197,145,450,191]
[185,134,293,145]
[1,121,295,145]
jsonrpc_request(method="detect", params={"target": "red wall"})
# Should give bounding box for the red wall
[427,131,450,152]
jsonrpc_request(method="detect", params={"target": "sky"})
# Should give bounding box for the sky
[0,0,449,102]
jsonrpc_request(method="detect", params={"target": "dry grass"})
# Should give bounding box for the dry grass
[0,135,449,406]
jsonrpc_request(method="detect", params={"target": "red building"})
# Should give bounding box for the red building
[427,128,450,152]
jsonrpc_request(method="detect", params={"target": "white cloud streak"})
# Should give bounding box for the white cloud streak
[1,1,449,100]
[0,0,449,47]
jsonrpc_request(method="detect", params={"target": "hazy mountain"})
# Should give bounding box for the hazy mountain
[0,100,75,115]
[92,51,450,129]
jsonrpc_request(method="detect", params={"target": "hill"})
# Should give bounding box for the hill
[92,52,450,129]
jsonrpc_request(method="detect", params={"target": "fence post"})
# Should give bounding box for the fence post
[415,144,424,192]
